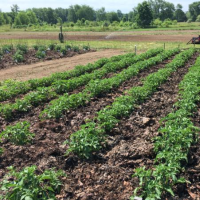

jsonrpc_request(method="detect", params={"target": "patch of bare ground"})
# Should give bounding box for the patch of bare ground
[0,49,125,81]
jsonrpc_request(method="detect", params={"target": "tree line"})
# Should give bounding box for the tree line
[0,0,200,28]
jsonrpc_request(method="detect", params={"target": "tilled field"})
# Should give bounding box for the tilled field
[0,48,200,200]
[0,49,93,70]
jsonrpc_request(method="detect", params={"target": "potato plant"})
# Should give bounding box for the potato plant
[41,48,179,119]
[65,48,195,158]
[132,52,200,200]
[0,166,64,200]
[0,52,135,102]
[0,121,35,145]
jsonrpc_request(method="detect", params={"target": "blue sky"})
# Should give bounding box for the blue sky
[0,0,189,13]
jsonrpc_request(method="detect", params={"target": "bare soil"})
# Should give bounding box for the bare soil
[0,54,199,199]
[0,49,125,81]
[0,31,195,42]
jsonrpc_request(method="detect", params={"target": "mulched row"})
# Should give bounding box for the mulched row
[0,53,198,200]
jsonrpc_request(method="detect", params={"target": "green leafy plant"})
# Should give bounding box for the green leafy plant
[0,147,3,155]
[2,44,13,54]
[33,44,39,50]
[83,45,90,51]
[132,48,198,200]
[65,44,71,50]
[48,43,56,50]
[0,166,64,200]
[65,48,195,159]
[60,47,67,55]
[72,46,79,52]
[55,45,61,52]
[13,50,24,63]
[16,44,28,54]
[36,50,46,59]
[0,121,35,145]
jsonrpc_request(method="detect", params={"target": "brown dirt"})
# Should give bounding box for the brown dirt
[0,49,125,81]
[0,54,198,199]
[0,49,93,70]
[0,31,195,42]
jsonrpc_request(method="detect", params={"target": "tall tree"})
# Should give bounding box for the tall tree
[174,4,187,22]
[106,12,119,22]
[148,0,175,20]
[76,5,95,21]
[136,1,153,27]
[96,7,106,21]
[189,2,200,21]
[67,6,77,22]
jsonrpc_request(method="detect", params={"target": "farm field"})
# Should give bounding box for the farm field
[0,30,198,42]
[0,49,124,81]
[0,47,200,200]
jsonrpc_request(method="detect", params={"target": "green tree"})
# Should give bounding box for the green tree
[174,4,187,22]
[117,10,123,20]
[96,7,106,21]
[196,15,200,22]
[14,12,30,25]
[106,12,119,22]
[0,12,5,25]
[67,6,77,22]
[189,1,200,21]
[10,4,20,23]
[27,11,38,24]
[148,0,175,20]
[75,5,95,21]
[136,1,153,27]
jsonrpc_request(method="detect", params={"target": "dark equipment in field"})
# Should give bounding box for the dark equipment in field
[59,26,64,43]
[187,35,200,44]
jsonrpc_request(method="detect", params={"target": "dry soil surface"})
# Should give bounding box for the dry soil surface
[0,49,125,81]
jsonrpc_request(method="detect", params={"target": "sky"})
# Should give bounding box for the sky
[0,0,189,13]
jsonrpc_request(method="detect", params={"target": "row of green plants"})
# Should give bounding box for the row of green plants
[51,48,162,95]
[41,48,179,119]
[64,48,196,159]
[0,52,134,102]
[0,44,28,63]
[0,120,65,199]
[0,53,135,119]
[132,54,200,199]
[0,43,90,62]
[0,49,163,119]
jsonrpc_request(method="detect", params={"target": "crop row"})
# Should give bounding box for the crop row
[41,48,180,119]
[0,48,163,119]
[0,52,134,102]
[65,48,196,159]
[132,53,200,199]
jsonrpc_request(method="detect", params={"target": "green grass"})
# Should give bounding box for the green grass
[1,22,200,32]
[0,38,195,52]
